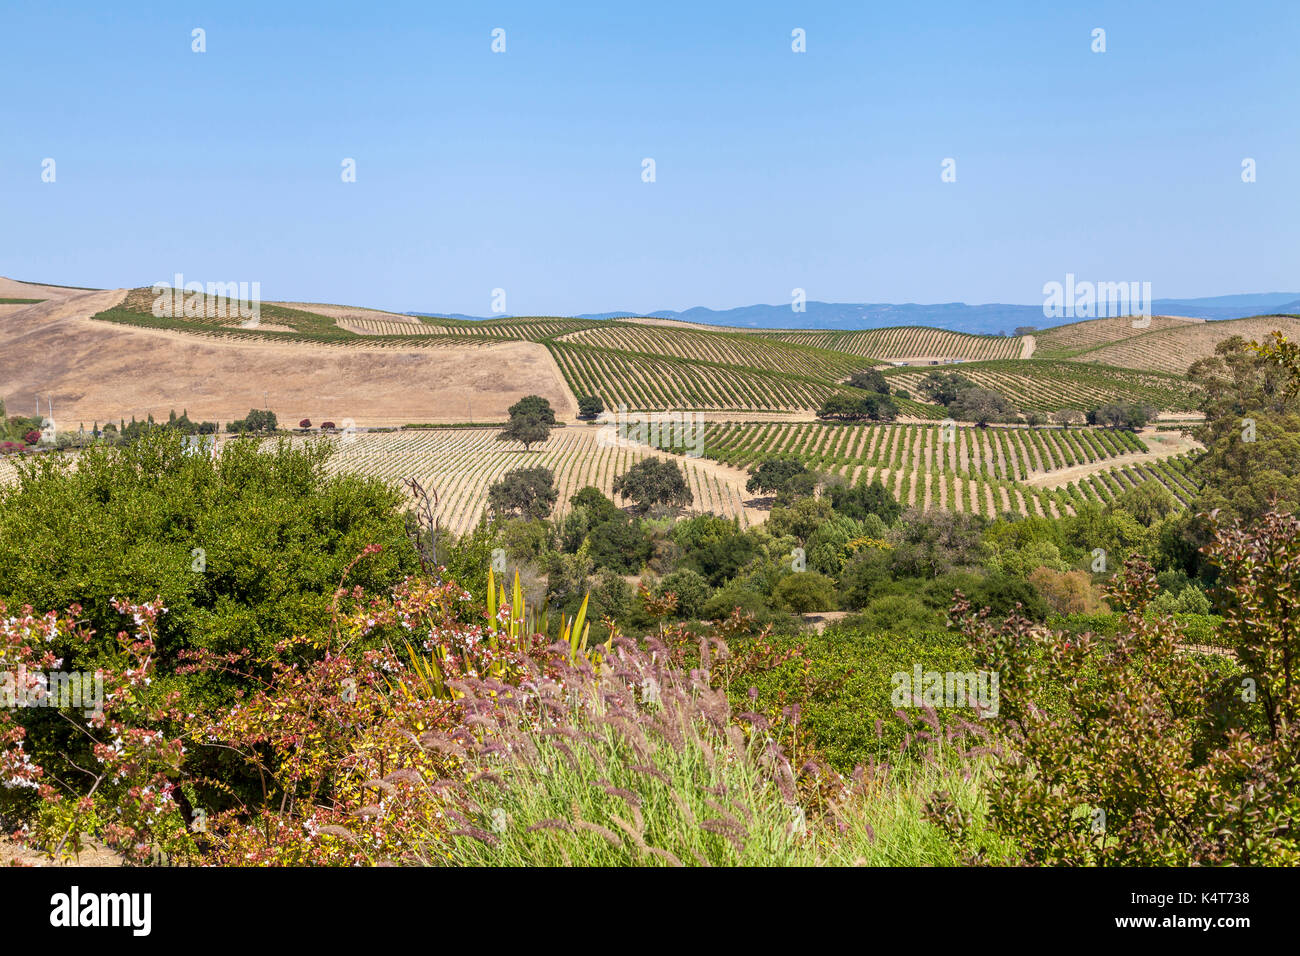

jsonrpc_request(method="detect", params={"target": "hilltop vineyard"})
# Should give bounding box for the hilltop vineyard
[555,325,866,380]
[758,327,1026,361]
[547,341,839,412]
[883,360,1199,412]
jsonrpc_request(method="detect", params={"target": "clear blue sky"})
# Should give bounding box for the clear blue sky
[3,0,1296,315]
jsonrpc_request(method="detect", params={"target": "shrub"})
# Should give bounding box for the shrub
[1027,567,1106,615]
[957,510,1300,865]
[0,431,416,816]
[772,571,836,613]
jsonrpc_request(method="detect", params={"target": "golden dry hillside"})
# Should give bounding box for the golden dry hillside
[0,279,578,427]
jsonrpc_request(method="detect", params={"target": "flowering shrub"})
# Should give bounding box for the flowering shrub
[1,597,190,863]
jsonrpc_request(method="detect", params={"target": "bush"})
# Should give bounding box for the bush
[720,623,975,772]
[852,594,942,634]
[0,430,417,817]
[772,571,836,613]
[655,568,712,619]
[958,510,1300,865]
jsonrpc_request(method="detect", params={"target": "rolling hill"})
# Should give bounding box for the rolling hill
[4,275,1296,430]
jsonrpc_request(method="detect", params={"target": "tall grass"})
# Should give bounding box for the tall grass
[424,636,1011,866]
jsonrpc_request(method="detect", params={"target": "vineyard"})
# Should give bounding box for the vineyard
[310,427,757,535]
[546,341,841,412]
[882,360,1200,412]
[302,422,1191,526]
[700,421,1147,482]
[415,316,601,341]
[339,319,447,336]
[1058,316,1300,374]
[84,290,1270,419]
[1031,315,1203,359]
[0,423,1205,528]
[757,327,1026,361]
[695,421,1162,517]
[1057,452,1203,510]
[555,325,867,380]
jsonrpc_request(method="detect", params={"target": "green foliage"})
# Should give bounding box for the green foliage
[889,509,988,578]
[672,516,759,586]
[946,386,1018,426]
[0,430,417,807]
[1087,401,1156,429]
[746,457,810,496]
[816,392,899,422]
[508,395,557,426]
[961,519,1299,864]
[919,370,975,406]
[612,457,693,514]
[496,412,551,451]
[586,516,652,573]
[487,466,558,521]
[1149,582,1211,616]
[851,594,943,634]
[576,395,605,419]
[772,571,836,613]
[227,408,278,433]
[846,369,890,393]
[723,624,974,772]
[767,496,834,544]
[826,477,902,525]
[654,567,711,619]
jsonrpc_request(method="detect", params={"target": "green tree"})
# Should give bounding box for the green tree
[846,369,889,394]
[612,458,693,514]
[1188,335,1300,527]
[587,516,652,572]
[959,515,1300,864]
[816,392,898,422]
[508,395,557,426]
[948,387,1018,426]
[496,412,551,451]
[772,572,836,613]
[0,430,416,808]
[227,408,278,433]
[576,395,605,420]
[768,496,835,544]
[487,467,558,521]
[1109,480,1178,528]
[919,370,974,407]
[746,457,812,498]
[827,477,901,525]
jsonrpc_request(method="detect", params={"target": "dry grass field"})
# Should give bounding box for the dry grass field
[0,279,577,426]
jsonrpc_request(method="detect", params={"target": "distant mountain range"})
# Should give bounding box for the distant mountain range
[411,292,1300,335]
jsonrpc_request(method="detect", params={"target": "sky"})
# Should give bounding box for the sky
[2,0,1297,315]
